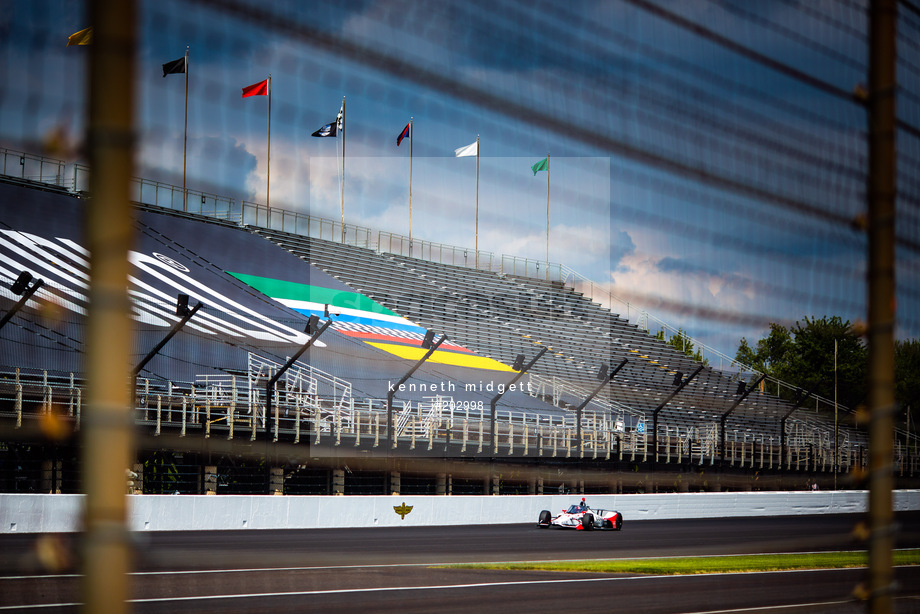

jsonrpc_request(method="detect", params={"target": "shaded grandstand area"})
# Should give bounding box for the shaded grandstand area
[2,169,910,496]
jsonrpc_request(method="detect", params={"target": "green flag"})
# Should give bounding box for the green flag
[531,157,548,175]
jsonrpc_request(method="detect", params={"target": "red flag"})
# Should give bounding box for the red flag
[242,79,268,97]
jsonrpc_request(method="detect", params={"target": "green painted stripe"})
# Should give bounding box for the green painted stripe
[228,271,399,317]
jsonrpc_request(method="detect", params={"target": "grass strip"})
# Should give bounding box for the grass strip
[442,549,920,576]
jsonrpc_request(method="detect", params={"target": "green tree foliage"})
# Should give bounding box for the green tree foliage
[736,323,793,375]
[735,316,867,410]
[785,316,867,411]
[656,328,707,364]
[895,339,920,428]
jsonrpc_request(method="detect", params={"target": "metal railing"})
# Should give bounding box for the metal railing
[0,148,66,188]
[2,365,906,473]
[378,230,495,269]
[500,254,565,281]
[240,200,374,247]
[72,163,239,221]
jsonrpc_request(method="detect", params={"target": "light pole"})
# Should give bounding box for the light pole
[574,359,628,457]
[490,347,547,454]
[0,271,44,332]
[653,365,704,466]
[387,330,447,449]
[133,294,202,378]
[265,314,332,442]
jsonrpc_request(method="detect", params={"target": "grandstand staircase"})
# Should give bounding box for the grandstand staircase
[191,352,353,442]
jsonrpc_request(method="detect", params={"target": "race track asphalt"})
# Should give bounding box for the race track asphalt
[2,511,919,613]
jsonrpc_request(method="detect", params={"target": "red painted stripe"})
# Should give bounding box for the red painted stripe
[338,330,475,354]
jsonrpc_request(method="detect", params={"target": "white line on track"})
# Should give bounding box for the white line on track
[0,567,873,609]
[0,603,81,611]
[5,548,916,580]
[674,600,854,613]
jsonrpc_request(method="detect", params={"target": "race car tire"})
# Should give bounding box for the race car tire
[615,514,623,531]
[581,514,594,531]
[538,510,552,527]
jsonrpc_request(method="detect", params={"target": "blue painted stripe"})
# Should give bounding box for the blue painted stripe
[291,307,426,333]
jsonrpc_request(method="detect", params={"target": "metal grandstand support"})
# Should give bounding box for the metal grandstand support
[387,331,447,450]
[490,347,547,454]
[265,315,331,442]
[719,374,767,466]
[652,365,704,466]
[574,359,628,458]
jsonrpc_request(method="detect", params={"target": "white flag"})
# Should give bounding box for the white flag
[454,141,478,157]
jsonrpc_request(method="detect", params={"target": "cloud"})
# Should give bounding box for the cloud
[607,228,764,331]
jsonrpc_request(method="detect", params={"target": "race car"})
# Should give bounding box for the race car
[537,498,623,531]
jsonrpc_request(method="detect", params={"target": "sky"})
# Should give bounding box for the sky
[1,0,918,366]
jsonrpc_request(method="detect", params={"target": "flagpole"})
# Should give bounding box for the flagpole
[341,96,346,243]
[545,152,550,281]
[182,46,188,212]
[266,75,272,219]
[409,117,413,254]
[475,135,480,269]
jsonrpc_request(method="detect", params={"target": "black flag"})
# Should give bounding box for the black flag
[312,104,343,137]
[162,57,186,77]
[311,122,337,137]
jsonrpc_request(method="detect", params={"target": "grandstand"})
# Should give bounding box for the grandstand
[1,0,918,500]
[5,6,917,613]
[1,158,907,496]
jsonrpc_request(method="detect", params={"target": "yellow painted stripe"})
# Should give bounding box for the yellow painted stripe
[366,342,517,372]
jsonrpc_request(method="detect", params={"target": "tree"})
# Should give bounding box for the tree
[784,316,867,411]
[735,316,867,410]
[896,338,920,433]
[735,323,793,375]
[738,317,920,423]
[656,328,707,364]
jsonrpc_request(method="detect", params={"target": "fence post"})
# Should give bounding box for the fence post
[294,403,301,444]
[353,412,359,447]
[228,376,236,440]
[74,389,81,431]
[250,390,257,441]
[335,410,341,446]
[15,384,22,429]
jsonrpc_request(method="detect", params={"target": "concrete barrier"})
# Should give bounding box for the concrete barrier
[2,491,918,533]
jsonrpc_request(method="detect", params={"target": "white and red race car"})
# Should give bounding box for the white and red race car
[537,498,623,531]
